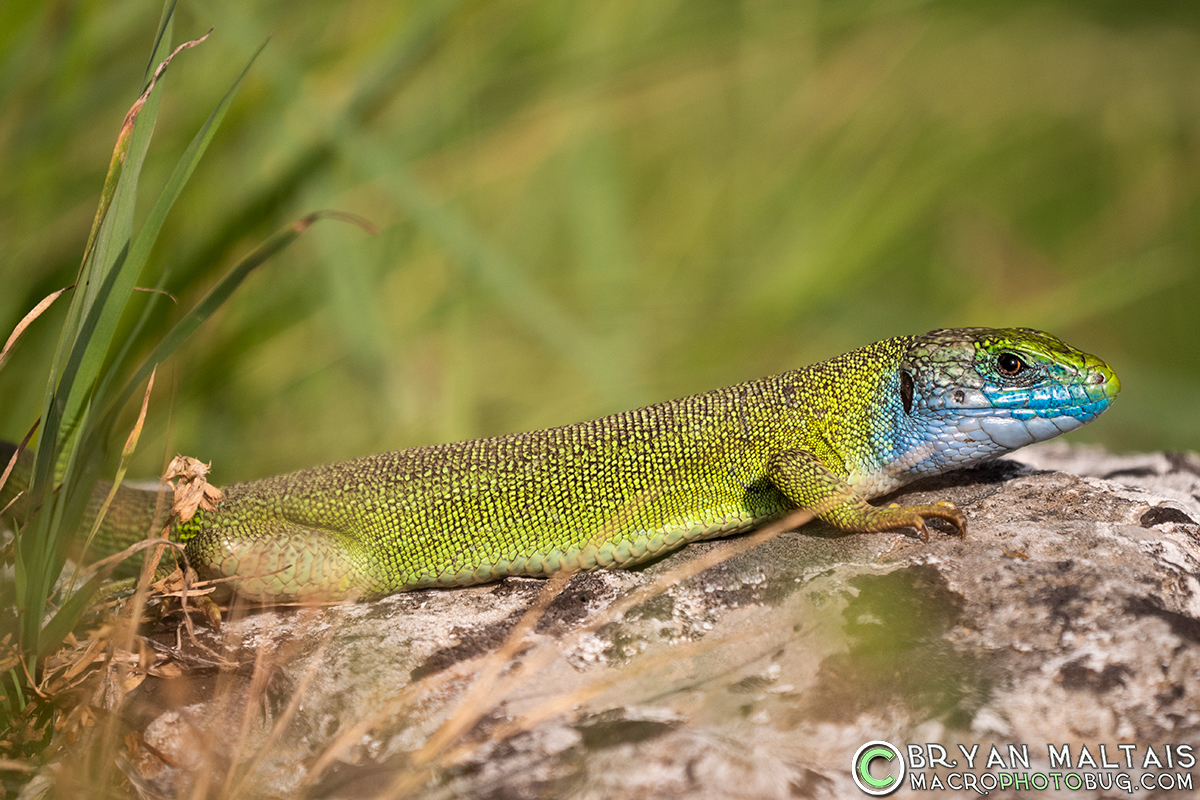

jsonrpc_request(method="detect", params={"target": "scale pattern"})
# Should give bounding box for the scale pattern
[0,328,1118,601]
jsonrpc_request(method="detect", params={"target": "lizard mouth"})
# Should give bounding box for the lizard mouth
[936,396,1116,450]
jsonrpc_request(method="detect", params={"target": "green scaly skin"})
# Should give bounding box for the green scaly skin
[0,328,1119,603]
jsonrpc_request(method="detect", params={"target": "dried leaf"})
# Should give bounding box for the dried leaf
[148,661,184,679]
[58,637,107,685]
[155,586,216,599]
[150,566,188,594]
[119,666,146,694]
[163,455,210,483]
[163,455,224,522]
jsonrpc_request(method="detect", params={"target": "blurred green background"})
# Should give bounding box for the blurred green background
[1,0,1197,483]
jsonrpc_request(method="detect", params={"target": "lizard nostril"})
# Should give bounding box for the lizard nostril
[1091,372,1105,384]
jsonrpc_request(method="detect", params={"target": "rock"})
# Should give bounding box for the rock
[96,445,1200,797]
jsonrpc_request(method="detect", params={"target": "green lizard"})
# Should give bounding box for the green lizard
[0,328,1118,603]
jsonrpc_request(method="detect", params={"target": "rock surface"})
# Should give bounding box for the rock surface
[93,446,1200,797]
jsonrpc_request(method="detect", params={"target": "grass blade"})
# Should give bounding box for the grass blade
[121,35,267,326]
[26,9,178,512]
[0,286,73,374]
[56,28,211,455]
[15,1,179,673]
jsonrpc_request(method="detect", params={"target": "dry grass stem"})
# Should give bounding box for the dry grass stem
[225,629,336,798]
[410,571,573,764]
[302,653,487,787]
[375,504,825,799]
[77,368,157,567]
[0,286,74,372]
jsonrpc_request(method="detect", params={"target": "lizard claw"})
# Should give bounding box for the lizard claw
[862,500,967,541]
[931,501,968,540]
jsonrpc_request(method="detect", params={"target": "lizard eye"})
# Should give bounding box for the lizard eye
[997,352,1025,375]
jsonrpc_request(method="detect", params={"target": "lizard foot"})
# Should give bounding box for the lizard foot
[869,500,967,542]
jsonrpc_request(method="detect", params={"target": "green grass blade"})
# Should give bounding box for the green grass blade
[71,33,266,436]
[93,279,172,413]
[20,19,238,666]
[27,9,177,509]
[16,0,178,672]
[58,28,214,457]
[144,0,179,83]
[119,36,270,332]
[19,399,93,658]
[77,18,175,313]
[36,576,105,659]
[85,38,267,415]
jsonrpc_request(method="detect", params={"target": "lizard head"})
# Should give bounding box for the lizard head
[899,327,1120,452]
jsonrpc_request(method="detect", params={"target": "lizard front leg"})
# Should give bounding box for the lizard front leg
[767,448,966,542]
